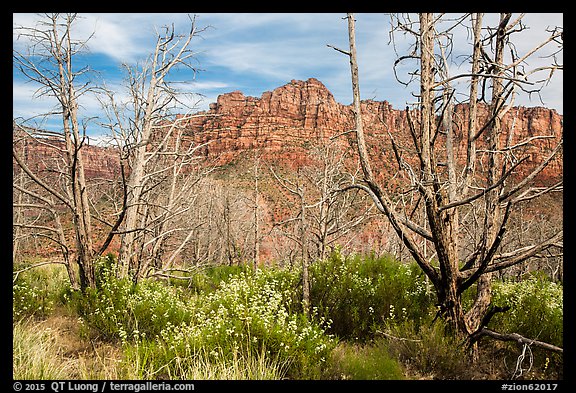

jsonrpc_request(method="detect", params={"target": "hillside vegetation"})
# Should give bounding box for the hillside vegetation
[13,251,563,380]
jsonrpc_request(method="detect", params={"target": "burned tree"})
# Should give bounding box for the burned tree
[14,14,214,288]
[270,141,375,314]
[13,13,102,290]
[332,13,562,353]
[99,15,212,283]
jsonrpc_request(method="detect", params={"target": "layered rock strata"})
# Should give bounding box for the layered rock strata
[16,78,563,184]
[182,78,562,184]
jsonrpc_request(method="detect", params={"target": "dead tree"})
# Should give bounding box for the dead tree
[270,166,311,315]
[13,14,101,290]
[270,141,375,314]
[252,149,261,270]
[331,13,563,354]
[99,15,211,283]
[303,143,376,260]
[12,128,79,289]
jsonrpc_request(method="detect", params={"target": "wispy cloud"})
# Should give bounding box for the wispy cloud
[13,80,57,121]
[81,15,148,64]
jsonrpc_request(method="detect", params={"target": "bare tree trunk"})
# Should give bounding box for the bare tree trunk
[464,13,511,343]
[63,86,95,289]
[420,12,468,335]
[112,16,205,282]
[300,186,310,316]
[12,164,80,291]
[117,70,159,279]
[253,150,261,270]
[270,166,311,314]
[13,141,26,264]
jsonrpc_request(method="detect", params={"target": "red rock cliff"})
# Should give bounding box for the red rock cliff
[15,78,562,184]
[183,78,563,184]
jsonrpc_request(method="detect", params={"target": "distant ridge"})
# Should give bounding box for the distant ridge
[15,78,563,185]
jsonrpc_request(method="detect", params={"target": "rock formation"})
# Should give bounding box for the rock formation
[13,78,563,263]
[15,78,563,184]
[182,78,563,184]
[13,135,121,180]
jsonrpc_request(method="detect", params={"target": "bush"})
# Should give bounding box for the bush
[491,274,563,347]
[151,269,335,379]
[309,249,436,341]
[325,341,405,380]
[73,257,196,342]
[170,264,251,294]
[489,274,563,379]
[383,319,471,379]
[13,263,70,320]
[75,262,335,379]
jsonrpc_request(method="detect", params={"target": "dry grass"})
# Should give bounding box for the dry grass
[13,313,123,380]
[124,346,291,380]
[13,318,73,379]
[14,312,290,380]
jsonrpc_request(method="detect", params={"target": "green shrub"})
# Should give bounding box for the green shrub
[13,279,51,320]
[73,258,195,342]
[309,249,436,341]
[491,274,563,347]
[75,262,334,379]
[13,263,70,320]
[171,264,250,294]
[152,268,335,379]
[383,319,471,379]
[489,274,563,378]
[325,341,405,380]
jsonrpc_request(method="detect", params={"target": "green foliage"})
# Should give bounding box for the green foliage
[325,341,405,380]
[489,275,564,379]
[181,264,252,294]
[383,319,471,379]
[71,256,195,342]
[491,274,563,347]
[149,269,335,379]
[309,249,436,341]
[13,280,52,320]
[13,263,70,320]
[12,250,563,380]
[75,262,334,379]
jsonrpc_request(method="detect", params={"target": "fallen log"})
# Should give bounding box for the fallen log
[473,327,563,354]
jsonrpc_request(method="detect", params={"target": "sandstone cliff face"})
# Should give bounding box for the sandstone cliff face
[183,78,351,166]
[16,78,562,184]
[14,136,121,180]
[183,78,562,184]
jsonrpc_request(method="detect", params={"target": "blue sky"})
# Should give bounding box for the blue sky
[13,13,563,142]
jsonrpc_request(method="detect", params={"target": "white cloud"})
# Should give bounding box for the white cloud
[199,13,341,38]
[189,80,230,90]
[13,80,58,120]
[80,15,146,63]
[14,13,202,65]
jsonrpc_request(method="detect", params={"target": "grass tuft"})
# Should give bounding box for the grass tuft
[13,318,73,379]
